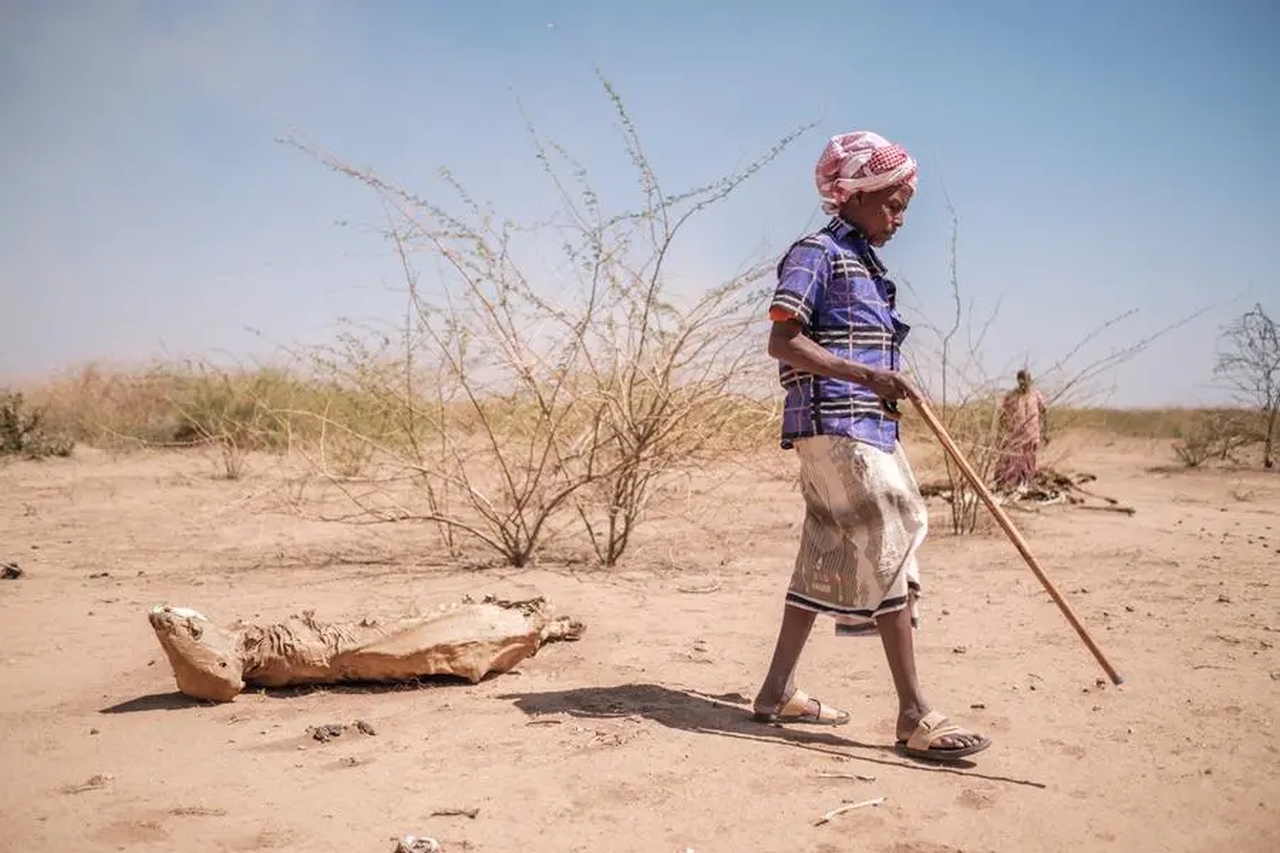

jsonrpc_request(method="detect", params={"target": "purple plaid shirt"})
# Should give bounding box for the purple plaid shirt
[769,217,910,453]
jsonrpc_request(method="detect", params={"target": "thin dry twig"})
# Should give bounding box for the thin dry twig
[676,579,721,594]
[814,796,886,826]
[430,807,480,819]
[1077,504,1137,516]
[815,771,877,782]
[61,773,114,795]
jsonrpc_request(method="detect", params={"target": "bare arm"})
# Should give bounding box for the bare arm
[768,319,915,400]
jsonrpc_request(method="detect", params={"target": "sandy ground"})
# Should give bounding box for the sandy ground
[1,433,1278,853]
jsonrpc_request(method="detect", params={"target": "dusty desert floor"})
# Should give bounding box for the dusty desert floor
[1,432,1278,853]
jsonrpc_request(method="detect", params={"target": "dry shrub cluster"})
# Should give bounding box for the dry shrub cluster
[1213,303,1279,469]
[1149,303,1278,470]
[1171,410,1269,468]
[1054,407,1219,439]
[28,361,327,478]
[27,367,1257,460]
[0,390,73,460]
[900,196,1209,533]
[270,78,806,565]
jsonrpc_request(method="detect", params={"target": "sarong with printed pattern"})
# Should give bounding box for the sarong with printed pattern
[786,436,927,636]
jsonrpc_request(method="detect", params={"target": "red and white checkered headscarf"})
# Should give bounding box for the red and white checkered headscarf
[814,131,918,215]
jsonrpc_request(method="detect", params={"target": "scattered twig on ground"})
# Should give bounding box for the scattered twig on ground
[1078,504,1137,516]
[676,579,721,594]
[814,771,877,782]
[814,796,885,826]
[431,807,480,819]
[61,773,114,795]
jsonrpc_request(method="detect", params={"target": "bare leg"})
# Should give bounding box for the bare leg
[752,604,816,714]
[875,604,983,749]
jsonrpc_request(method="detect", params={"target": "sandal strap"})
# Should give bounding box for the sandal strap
[773,689,849,722]
[906,710,978,751]
[814,699,849,723]
[777,689,811,717]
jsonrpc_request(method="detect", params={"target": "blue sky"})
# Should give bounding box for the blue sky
[2,0,1277,405]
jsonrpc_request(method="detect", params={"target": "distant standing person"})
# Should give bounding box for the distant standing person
[993,369,1049,492]
[751,131,990,763]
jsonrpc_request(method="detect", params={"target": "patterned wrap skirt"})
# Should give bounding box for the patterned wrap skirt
[785,436,928,637]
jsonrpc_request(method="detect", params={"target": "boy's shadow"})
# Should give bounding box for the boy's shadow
[505,682,882,749]
[497,682,1044,788]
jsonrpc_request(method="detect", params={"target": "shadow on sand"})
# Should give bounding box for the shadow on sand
[498,682,1046,790]
[99,692,211,714]
[100,673,486,714]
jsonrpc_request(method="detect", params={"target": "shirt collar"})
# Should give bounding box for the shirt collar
[826,216,888,278]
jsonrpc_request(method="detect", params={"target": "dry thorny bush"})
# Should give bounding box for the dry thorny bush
[901,195,1209,534]
[0,391,73,461]
[1166,305,1277,470]
[281,77,809,566]
[278,79,1209,554]
[1171,410,1260,468]
[13,362,307,478]
[1212,303,1279,469]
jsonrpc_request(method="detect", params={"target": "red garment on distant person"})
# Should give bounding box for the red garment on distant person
[994,387,1046,491]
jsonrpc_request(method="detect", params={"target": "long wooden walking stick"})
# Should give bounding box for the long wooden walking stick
[910,394,1126,685]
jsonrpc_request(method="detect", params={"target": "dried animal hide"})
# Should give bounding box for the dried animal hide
[148,596,584,702]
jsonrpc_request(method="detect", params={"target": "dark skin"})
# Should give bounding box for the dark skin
[756,183,985,752]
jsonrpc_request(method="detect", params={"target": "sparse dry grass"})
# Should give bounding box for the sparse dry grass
[9,77,1266,557]
[10,360,1270,563]
[1051,407,1258,439]
[18,363,1262,458]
